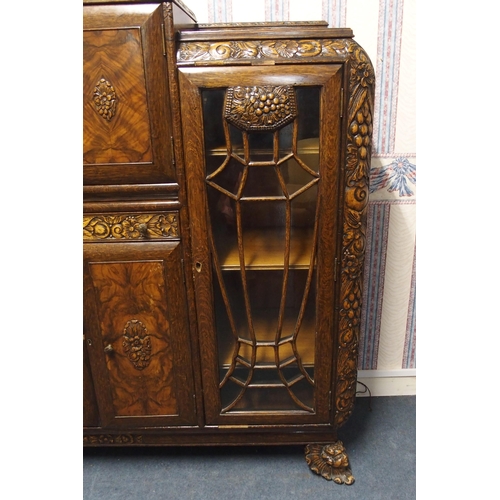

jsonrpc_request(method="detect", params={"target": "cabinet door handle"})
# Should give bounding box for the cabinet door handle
[104,344,114,353]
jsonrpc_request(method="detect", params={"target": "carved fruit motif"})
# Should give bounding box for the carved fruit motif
[224,86,297,131]
[122,320,152,370]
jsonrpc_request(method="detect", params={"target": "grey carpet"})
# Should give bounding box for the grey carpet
[83,395,416,500]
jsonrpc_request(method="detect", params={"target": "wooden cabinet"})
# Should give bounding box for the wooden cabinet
[179,64,342,427]
[83,0,199,437]
[83,1,375,484]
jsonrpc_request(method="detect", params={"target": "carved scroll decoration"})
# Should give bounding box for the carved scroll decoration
[178,38,359,64]
[83,213,179,241]
[224,86,297,131]
[122,320,152,370]
[93,78,117,121]
[305,442,354,485]
[83,434,142,445]
[335,40,375,428]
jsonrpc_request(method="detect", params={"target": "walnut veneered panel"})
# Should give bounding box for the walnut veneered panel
[88,260,178,417]
[83,4,177,185]
[83,28,153,164]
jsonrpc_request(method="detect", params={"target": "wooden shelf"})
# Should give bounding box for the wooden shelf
[215,227,315,270]
[207,137,320,158]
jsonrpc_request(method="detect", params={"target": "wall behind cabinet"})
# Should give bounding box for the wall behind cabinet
[186,0,416,391]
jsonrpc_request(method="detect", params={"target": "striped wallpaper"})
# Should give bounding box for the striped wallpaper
[185,0,417,373]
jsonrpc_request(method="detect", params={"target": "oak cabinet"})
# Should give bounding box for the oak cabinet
[178,64,343,427]
[83,1,375,484]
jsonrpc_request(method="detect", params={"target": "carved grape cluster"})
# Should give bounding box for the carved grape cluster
[350,101,372,164]
[249,88,290,119]
[225,85,297,131]
[342,287,362,329]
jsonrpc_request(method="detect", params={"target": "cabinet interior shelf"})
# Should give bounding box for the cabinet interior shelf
[206,138,320,158]
[215,227,315,270]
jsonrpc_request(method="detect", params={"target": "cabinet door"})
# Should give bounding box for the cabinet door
[83,339,100,427]
[83,241,197,428]
[83,3,175,185]
[179,65,344,425]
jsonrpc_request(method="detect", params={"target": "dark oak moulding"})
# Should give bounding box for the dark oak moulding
[83,0,374,486]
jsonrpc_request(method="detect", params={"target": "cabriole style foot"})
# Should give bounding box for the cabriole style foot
[305,441,355,485]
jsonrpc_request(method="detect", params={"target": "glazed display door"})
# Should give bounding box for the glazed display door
[180,65,344,425]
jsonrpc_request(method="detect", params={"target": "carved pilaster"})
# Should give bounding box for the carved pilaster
[335,40,375,427]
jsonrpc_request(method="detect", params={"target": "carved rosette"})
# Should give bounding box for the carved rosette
[122,320,152,370]
[83,213,179,240]
[93,78,117,121]
[305,442,354,485]
[335,40,375,427]
[224,86,297,131]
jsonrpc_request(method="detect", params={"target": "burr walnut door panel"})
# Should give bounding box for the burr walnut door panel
[83,3,175,185]
[83,242,197,428]
[179,64,345,426]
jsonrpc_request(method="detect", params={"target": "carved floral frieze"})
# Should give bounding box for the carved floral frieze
[178,38,354,64]
[83,213,179,241]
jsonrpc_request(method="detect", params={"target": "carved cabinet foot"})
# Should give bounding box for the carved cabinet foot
[305,441,355,485]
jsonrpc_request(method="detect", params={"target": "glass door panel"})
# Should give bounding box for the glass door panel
[203,86,321,414]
